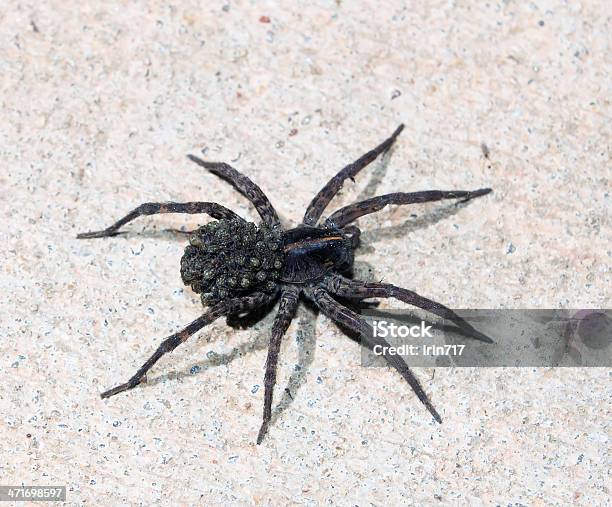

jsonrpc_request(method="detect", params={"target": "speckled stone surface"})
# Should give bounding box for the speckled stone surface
[1,1,610,505]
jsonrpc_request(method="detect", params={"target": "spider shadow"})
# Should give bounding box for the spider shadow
[353,140,395,202]
[359,200,473,247]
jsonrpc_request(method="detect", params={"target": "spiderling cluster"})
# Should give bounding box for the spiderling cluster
[180,219,283,305]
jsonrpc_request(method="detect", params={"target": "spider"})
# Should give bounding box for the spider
[78,124,492,444]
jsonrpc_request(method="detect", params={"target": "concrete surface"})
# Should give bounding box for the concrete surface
[1,1,610,505]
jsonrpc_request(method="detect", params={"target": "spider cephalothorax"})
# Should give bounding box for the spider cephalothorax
[78,124,493,444]
[281,225,355,283]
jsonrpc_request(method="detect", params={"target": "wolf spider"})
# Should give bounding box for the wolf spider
[78,124,492,443]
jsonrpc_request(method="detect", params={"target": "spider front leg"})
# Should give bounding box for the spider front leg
[77,201,242,239]
[323,273,493,343]
[325,188,492,229]
[303,124,405,226]
[101,292,275,398]
[305,286,441,423]
[257,286,300,444]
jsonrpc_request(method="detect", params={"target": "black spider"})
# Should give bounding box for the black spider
[78,124,492,444]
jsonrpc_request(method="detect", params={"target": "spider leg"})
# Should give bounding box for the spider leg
[77,202,242,239]
[257,286,300,444]
[304,285,441,423]
[187,155,281,229]
[302,124,405,226]
[322,273,493,343]
[324,188,492,229]
[100,292,275,398]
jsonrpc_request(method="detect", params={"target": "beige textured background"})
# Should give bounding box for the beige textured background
[1,1,610,505]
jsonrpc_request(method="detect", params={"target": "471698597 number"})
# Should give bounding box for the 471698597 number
[0,486,66,502]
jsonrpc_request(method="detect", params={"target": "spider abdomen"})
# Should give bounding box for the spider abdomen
[180,219,284,306]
